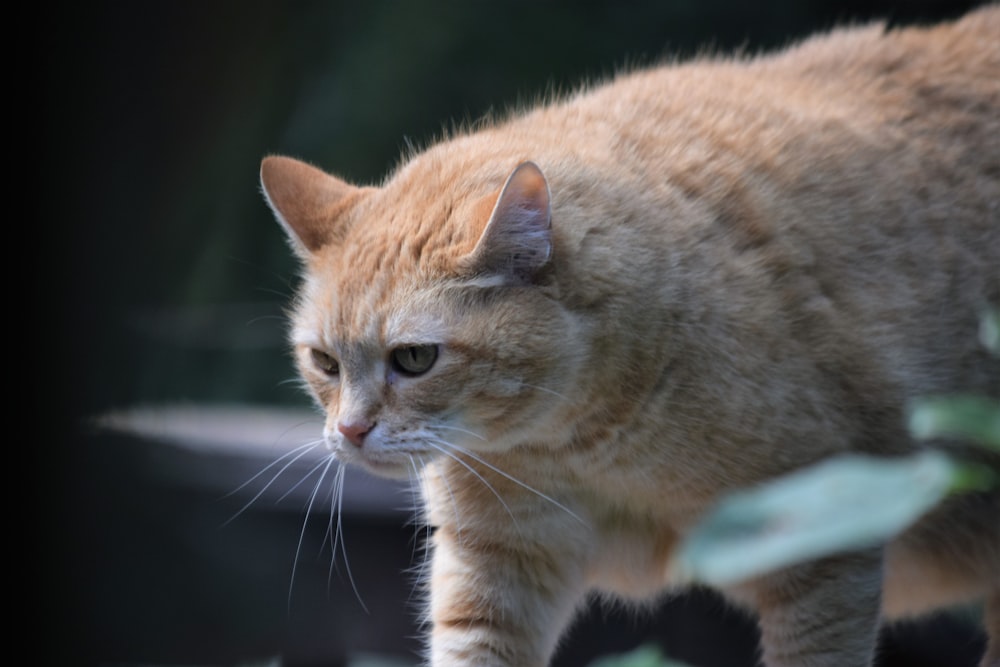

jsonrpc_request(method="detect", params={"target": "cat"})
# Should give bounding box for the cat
[259,6,1000,667]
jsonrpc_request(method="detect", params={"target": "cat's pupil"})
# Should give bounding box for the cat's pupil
[310,349,339,376]
[391,345,438,376]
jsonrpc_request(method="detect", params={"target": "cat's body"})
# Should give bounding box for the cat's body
[261,7,1000,667]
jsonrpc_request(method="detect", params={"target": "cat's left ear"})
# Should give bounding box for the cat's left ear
[463,161,552,283]
[260,155,362,259]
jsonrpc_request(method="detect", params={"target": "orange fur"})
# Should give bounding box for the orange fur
[262,7,1000,667]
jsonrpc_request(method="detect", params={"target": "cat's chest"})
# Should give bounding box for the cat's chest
[584,510,685,599]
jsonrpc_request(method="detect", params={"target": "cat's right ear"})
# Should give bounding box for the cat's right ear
[260,156,361,258]
[462,161,552,283]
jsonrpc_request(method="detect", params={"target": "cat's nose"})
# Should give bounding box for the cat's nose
[337,419,374,448]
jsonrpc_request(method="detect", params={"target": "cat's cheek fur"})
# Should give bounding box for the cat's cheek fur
[437,297,586,451]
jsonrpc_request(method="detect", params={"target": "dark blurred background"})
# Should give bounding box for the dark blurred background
[37,2,989,666]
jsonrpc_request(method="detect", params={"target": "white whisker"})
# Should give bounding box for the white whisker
[433,439,586,526]
[436,459,464,545]
[223,439,320,499]
[326,466,345,591]
[436,424,487,441]
[335,465,369,613]
[221,440,323,526]
[406,455,433,604]
[425,439,520,529]
[520,382,573,404]
[288,455,336,613]
[277,453,336,504]
[406,455,424,567]
[319,464,340,560]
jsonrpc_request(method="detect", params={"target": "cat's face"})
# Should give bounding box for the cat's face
[264,156,580,478]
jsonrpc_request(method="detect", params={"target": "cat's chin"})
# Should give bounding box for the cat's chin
[336,447,428,480]
[355,458,414,480]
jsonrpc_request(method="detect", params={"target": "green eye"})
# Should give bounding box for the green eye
[391,345,438,376]
[311,349,339,377]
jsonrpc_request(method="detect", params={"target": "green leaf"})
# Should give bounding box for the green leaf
[908,396,1000,450]
[671,452,982,587]
[588,644,690,667]
[980,308,1000,355]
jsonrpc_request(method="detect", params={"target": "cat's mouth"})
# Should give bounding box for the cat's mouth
[335,443,433,480]
[329,423,485,479]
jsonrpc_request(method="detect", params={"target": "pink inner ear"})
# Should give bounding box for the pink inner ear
[503,161,549,210]
[466,161,552,281]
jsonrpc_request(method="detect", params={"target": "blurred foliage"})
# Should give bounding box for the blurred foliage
[672,451,995,586]
[587,644,691,667]
[909,312,1000,449]
[909,396,1000,450]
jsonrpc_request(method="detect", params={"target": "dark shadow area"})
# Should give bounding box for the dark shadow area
[47,428,986,667]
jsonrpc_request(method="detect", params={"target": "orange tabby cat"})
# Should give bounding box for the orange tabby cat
[260,7,999,667]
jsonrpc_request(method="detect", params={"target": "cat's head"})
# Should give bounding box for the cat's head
[261,156,582,478]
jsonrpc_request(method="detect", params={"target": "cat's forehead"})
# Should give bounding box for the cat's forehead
[338,155,498,273]
[290,152,505,351]
[293,265,455,351]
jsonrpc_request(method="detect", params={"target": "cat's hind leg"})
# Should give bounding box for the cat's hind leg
[730,550,883,667]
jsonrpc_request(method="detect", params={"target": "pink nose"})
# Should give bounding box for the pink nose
[337,419,374,447]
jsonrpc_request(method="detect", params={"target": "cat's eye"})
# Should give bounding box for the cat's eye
[310,349,339,377]
[390,345,438,376]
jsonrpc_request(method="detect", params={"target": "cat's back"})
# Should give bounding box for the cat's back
[557,5,1000,212]
[404,6,998,472]
[569,6,999,143]
[479,6,1000,272]
[536,6,1000,404]
[387,7,999,410]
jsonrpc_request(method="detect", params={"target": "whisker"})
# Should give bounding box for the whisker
[326,466,346,592]
[221,440,323,526]
[520,382,573,404]
[425,439,519,528]
[277,453,336,504]
[243,314,287,327]
[433,439,586,526]
[288,455,336,613]
[222,440,320,499]
[335,465,369,613]
[318,463,339,559]
[436,459,464,545]
[406,455,431,604]
[250,285,294,300]
[406,455,423,565]
[436,424,487,441]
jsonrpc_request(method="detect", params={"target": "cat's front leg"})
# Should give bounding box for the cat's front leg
[426,521,587,667]
[734,550,883,667]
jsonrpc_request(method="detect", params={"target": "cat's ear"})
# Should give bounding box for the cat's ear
[463,161,552,282]
[260,155,361,258]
